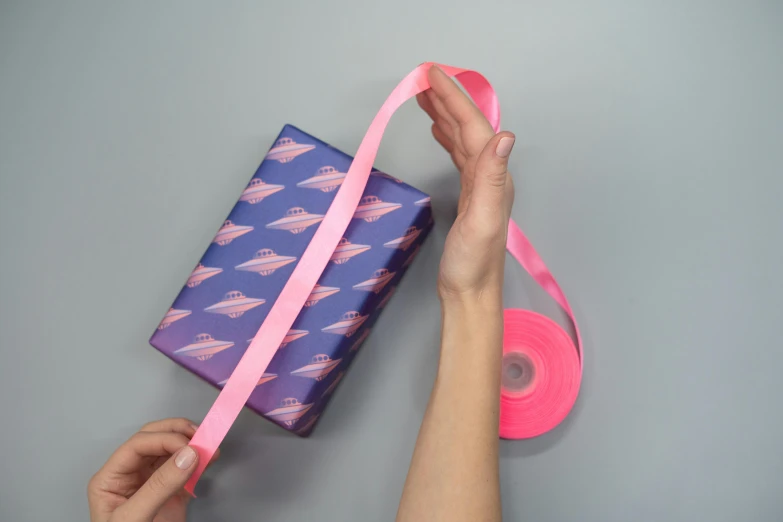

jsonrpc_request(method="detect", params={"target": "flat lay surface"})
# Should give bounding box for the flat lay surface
[1,1,781,520]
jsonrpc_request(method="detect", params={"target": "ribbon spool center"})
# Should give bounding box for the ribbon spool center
[501,352,535,394]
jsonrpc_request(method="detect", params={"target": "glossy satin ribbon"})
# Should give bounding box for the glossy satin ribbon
[185,62,582,494]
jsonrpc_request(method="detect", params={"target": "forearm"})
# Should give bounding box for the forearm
[396,298,503,522]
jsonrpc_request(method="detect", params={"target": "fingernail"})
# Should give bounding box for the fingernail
[190,424,199,432]
[496,137,515,158]
[175,446,197,470]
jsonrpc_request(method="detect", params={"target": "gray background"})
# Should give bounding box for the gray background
[1,1,781,520]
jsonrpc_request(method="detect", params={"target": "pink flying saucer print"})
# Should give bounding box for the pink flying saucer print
[322,311,368,337]
[353,268,396,294]
[383,226,421,251]
[266,207,324,234]
[157,308,191,330]
[235,248,297,276]
[266,397,314,426]
[174,333,234,361]
[204,290,266,318]
[371,170,402,183]
[186,264,222,288]
[305,284,340,307]
[353,195,402,223]
[291,354,342,381]
[330,237,371,265]
[251,329,309,348]
[265,137,316,163]
[213,220,254,246]
[240,178,284,204]
[296,166,346,192]
[280,329,309,348]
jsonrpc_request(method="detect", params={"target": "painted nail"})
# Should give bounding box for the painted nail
[175,446,197,470]
[496,137,515,158]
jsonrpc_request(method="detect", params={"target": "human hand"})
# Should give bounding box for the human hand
[88,418,217,522]
[417,66,515,307]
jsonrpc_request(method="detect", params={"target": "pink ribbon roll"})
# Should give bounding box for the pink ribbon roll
[184,62,583,494]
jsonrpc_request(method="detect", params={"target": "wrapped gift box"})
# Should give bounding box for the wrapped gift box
[150,124,433,436]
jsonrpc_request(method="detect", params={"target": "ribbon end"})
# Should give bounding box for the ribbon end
[183,443,210,498]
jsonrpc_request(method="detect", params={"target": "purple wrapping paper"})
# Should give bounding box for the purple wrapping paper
[150,125,433,436]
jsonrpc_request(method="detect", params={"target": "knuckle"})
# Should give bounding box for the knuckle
[466,212,505,241]
[147,470,170,494]
[451,151,466,170]
[87,472,100,495]
[171,432,190,446]
[463,216,490,237]
[484,169,508,188]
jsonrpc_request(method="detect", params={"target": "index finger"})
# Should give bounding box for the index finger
[102,431,191,475]
[140,418,198,437]
[428,65,490,128]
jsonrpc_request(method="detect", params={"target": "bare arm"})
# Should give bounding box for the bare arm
[397,302,504,521]
[396,65,515,522]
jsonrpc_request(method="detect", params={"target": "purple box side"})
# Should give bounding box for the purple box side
[149,124,433,436]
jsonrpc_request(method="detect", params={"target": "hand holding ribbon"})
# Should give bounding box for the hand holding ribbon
[418,66,516,305]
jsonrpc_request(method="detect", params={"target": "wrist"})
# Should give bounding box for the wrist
[439,286,503,315]
[437,292,504,395]
[440,296,504,351]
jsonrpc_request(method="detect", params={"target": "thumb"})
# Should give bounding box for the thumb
[116,445,198,521]
[467,132,515,225]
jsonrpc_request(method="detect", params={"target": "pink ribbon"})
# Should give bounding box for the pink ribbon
[185,63,583,494]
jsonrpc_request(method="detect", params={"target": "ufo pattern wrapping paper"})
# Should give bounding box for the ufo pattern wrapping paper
[150,124,433,436]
